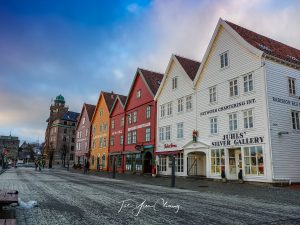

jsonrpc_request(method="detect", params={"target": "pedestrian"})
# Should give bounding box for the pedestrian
[38,159,42,172]
[35,160,38,171]
[84,159,89,174]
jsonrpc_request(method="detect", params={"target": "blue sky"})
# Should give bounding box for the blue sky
[0,0,300,143]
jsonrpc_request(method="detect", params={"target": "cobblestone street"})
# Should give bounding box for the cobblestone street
[0,168,300,225]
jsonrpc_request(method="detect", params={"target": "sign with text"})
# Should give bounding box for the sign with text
[211,132,264,147]
[272,97,300,107]
[164,143,177,149]
[128,122,151,132]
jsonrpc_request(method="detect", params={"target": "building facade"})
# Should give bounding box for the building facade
[0,135,20,167]
[123,69,163,174]
[155,55,201,176]
[108,95,127,173]
[75,103,95,166]
[89,92,116,171]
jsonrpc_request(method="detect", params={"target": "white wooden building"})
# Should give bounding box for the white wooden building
[191,18,300,183]
[154,55,201,176]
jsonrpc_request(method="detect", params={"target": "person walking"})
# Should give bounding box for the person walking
[35,160,38,171]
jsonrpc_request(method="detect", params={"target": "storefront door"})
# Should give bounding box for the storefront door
[228,148,242,179]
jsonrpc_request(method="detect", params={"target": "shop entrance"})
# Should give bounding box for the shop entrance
[187,152,206,176]
[143,152,152,174]
[228,148,242,179]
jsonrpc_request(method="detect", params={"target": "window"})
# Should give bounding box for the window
[145,128,151,142]
[85,142,87,150]
[133,111,137,123]
[120,135,124,145]
[103,138,107,147]
[132,130,137,144]
[93,125,96,135]
[64,128,67,134]
[172,77,178,90]
[128,113,132,124]
[79,131,82,138]
[220,51,229,68]
[230,79,238,97]
[135,154,142,171]
[177,122,184,139]
[117,155,122,167]
[110,136,114,146]
[244,109,254,129]
[102,155,106,168]
[244,74,254,93]
[99,109,103,117]
[77,131,80,138]
[100,123,103,132]
[85,129,88,137]
[167,102,172,116]
[160,105,165,118]
[111,119,115,129]
[127,132,132,144]
[82,117,86,125]
[211,149,225,175]
[121,117,125,127]
[72,138,75,143]
[159,156,167,172]
[99,138,103,148]
[186,96,192,110]
[137,89,141,98]
[159,127,164,141]
[210,117,218,134]
[92,140,95,149]
[229,113,238,131]
[103,124,107,132]
[291,111,300,130]
[288,77,296,96]
[209,86,217,103]
[176,153,184,172]
[126,154,132,171]
[91,156,95,165]
[177,98,183,113]
[165,126,171,140]
[146,106,151,119]
[244,146,264,176]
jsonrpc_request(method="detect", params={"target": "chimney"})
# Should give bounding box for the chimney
[111,91,114,99]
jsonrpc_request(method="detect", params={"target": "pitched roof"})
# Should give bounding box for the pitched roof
[118,95,127,106]
[139,69,164,95]
[226,20,300,65]
[102,91,118,111]
[62,111,80,122]
[84,103,96,122]
[174,55,201,80]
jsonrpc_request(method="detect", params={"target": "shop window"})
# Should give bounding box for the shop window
[291,110,300,130]
[126,155,132,171]
[209,86,217,103]
[288,77,296,96]
[176,152,184,172]
[159,156,167,172]
[117,155,122,167]
[243,109,254,129]
[244,146,264,176]
[220,51,229,68]
[135,154,142,171]
[102,155,106,168]
[244,73,254,93]
[211,149,225,175]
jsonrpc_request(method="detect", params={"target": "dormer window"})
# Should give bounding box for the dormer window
[288,77,296,96]
[220,51,229,68]
[172,77,178,90]
[137,89,141,98]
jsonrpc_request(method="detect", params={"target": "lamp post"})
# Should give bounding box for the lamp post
[171,155,176,187]
[112,156,116,179]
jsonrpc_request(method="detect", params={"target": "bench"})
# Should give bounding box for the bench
[0,191,18,208]
[0,219,17,225]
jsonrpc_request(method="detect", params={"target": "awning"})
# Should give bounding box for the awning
[155,150,182,155]
[109,152,122,156]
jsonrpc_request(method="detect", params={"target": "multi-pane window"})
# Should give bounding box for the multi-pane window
[172,77,178,90]
[85,129,88,137]
[100,123,103,132]
[127,132,132,144]
[186,96,192,110]
[167,102,172,116]
[111,119,115,129]
[145,128,151,142]
[230,79,238,97]
[177,122,184,138]
[288,77,296,96]
[244,146,264,176]
[133,111,137,123]
[244,109,254,129]
[177,98,183,113]
[159,127,164,141]
[120,135,124,145]
[137,89,141,98]
[92,140,95,149]
[165,126,171,140]
[210,117,218,134]
[211,149,225,175]
[128,113,132,124]
[117,155,122,167]
[176,153,184,172]
[132,130,137,144]
[229,113,238,131]
[126,155,132,171]
[102,155,106,168]
[103,138,107,147]
[291,110,300,130]
[159,156,167,172]
[220,51,229,68]
[110,136,114,146]
[99,137,103,148]
[82,117,86,125]
[160,105,165,118]
[209,86,217,103]
[121,117,124,127]
[244,74,254,92]
[146,106,151,119]
[99,109,103,117]
[103,124,107,132]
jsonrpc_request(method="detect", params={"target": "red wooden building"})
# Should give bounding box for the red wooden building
[123,68,163,174]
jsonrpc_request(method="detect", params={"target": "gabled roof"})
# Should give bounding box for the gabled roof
[174,55,201,81]
[102,91,118,111]
[109,94,127,115]
[85,103,96,122]
[62,111,80,122]
[226,20,300,66]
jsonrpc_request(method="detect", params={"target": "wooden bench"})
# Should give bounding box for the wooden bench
[0,191,18,208]
[0,219,17,225]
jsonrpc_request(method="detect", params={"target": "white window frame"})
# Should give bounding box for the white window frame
[121,117,124,127]
[243,109,254,129]
[244,73,254,93]
[159,156,167,172]
[127,132,132,144]
[229,79,239,97]
[137,89,141,98]
[176,152,184,172]
[220,51,229,69]
[145,127,151,142]
[186,95,192,110]
[291,110,300,130]
[172,77,178,90]
[210,117,218,134]
[209,86,217,103]
[177,98,183,113]
[159,127,165,141]
[167,102,172,116]
[229,112,238,131]
[111,119,115,129]
[165,125,171,140]
[288,77,296,96]
[146,106,151,119]
[177,122,184,139]
[160,105,165,118]
[133,111,137,123]
[132,130,137,144]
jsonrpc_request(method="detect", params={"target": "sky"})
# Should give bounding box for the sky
[0,0,300,143]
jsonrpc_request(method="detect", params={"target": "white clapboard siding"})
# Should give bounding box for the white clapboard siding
[265,59,300,182]
[196,27,273,181]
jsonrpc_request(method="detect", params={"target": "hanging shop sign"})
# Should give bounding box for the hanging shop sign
[200,98,256,116]
[112,130,122,135]
[164,143,177,149]
[128,122,151,132]
[272,97,300,107]
[211,132,264,147]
